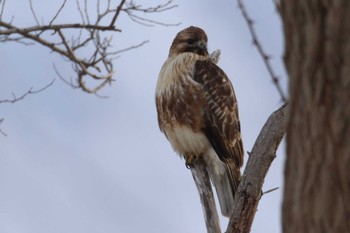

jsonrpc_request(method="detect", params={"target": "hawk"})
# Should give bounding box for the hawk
[155,26,244,217]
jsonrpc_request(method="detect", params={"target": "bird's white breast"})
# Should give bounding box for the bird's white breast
[165,125,211,156]
[156,53,198,95]
[156,53,209,156]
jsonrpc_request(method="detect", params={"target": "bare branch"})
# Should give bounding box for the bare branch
[236,0,287,102]
[127,12,180,27]
[28,0,40,25]
[76,0,86,24]
[83,0,90,24]
[191,158,221,233]
[53,63,79,89]
[0,0,178,94]
[209,49,221,64]
[262,187,279,195]
[123,0,180,27]
[110,0,126,27]
[49,0,67,26]
[0,0,6,21]
[0,79,55,104]
[124,0,177,13]
[0,22,121,35]
[108,40,149,56]
[273,0,281,14]
[0,118,7,136]
[0,35,34,45]
[226,104,287,233]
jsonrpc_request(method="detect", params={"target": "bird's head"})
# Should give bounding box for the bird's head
[169,26,209,57]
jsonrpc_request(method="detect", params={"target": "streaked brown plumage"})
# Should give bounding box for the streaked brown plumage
[155,26,243,217]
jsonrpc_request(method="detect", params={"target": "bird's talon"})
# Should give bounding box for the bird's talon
[185,162,194,169]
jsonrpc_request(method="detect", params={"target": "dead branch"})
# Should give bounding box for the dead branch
[236,0,287,102]
[226,104,287,233]
[262,187,279,196]
[0,0,6,21]
[0,23,121,35]
[0,0,178,94]
[0,119,7,136]
[191,105,286,233]
[49,0,67,26]
[191,158,221,233]
[110,0,126,27]
[29,0,40,25]
[123,1,180,27]
[0,79,55,104]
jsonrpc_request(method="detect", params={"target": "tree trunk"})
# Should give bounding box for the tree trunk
[281,1,350,233]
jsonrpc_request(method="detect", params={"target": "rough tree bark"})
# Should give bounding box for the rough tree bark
[281,1,350,232]
[226,104,286,233]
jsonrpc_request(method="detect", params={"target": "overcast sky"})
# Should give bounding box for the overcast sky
[0,1,287,232]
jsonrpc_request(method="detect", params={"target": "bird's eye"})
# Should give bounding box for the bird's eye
[187,39,196,45]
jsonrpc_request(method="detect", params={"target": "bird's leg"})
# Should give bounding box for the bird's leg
[185,153,200,169]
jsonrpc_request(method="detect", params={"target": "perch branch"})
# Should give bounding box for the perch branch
[226,104,287,233]
[190,104,287,233]
[191,158,221,233]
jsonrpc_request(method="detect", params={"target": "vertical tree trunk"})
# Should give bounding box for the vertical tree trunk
[281,1,350,233]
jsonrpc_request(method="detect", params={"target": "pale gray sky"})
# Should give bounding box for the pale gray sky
[0,1,287,232]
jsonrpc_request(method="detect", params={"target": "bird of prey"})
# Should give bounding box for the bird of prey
[155,26,244,217]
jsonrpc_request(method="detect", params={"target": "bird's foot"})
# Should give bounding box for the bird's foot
[185,154,199,169]
[185,161,194,169]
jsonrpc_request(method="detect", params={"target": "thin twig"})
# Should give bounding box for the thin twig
[128,12,180,27]
[0,22,121,34]
[0,79,55,104]
[53,63,79,89]
[49,0,67,26]
[0,0,6,21]
[124,0,178,13]
[0,118,7,136]
[262,187,279,195]
[236,0,287,102]
[110,0,126,27]
[273,0,281,14]
[108,40,149,55]
[209,49,221,64]
[28,0,40,25]
[83,0,90,24]
[0,35,34,45]
[76,0,86,24]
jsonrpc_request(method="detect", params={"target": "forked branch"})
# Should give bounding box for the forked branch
[226,104,286,233]
[191,105,287,233]
[0,0,178,94]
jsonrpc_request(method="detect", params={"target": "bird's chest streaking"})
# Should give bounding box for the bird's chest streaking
[155,53,211,157]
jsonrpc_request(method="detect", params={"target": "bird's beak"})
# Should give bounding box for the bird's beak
[197,40,207,50]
